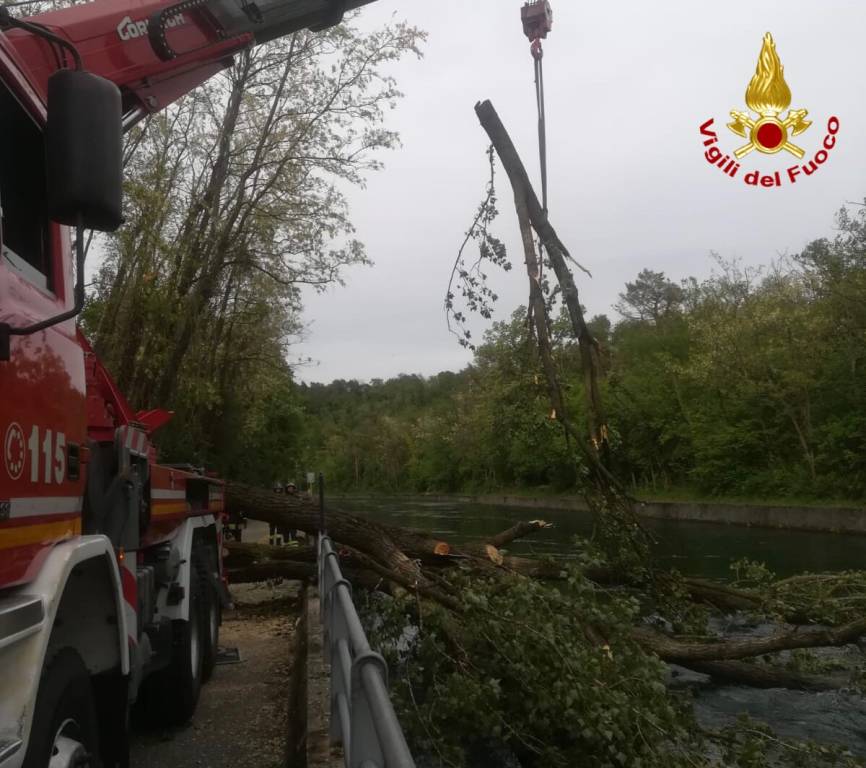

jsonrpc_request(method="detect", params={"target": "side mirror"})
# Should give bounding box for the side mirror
[45,70,123,232]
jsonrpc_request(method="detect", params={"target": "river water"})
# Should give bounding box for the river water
[338,496,866,757]
[338,496,866,581]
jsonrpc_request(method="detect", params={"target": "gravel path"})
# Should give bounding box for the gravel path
[131,581,302,768]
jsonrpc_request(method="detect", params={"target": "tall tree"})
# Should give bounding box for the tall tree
[615,269,685,324]
[84,16,425,478]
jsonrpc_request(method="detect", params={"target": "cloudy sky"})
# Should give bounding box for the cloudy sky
[294,0,866,384]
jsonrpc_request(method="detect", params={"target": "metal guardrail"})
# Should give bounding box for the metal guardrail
[318,533,416,768]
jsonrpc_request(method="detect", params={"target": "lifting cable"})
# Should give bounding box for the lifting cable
[521,2,553,281]
[532,40,548,217]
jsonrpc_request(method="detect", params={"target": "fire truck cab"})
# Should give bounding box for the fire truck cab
[0,36,231,768]
[0,1,375,765]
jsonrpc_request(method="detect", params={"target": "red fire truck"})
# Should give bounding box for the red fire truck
[0,1,373,766]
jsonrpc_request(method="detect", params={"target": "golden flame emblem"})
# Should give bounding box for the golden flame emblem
[728,33,811,159]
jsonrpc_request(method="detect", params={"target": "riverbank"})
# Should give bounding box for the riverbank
[461,494,866,535]
[337,493,866,535]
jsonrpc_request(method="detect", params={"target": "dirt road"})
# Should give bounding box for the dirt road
[130,580,302,768]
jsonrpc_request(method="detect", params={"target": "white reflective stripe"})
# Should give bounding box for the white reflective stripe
[8,497,81,518]
[151,489,185,500]
[118,426,148,458]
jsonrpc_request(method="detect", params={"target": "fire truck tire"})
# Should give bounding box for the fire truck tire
[195,550,219,683]
[142,567,205,726]
[23,648,100,768]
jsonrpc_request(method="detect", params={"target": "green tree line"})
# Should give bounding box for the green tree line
[302,204,866,501]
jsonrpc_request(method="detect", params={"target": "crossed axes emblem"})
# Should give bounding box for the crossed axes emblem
[727,108,812,159]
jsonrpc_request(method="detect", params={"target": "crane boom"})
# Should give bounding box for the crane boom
[2,0,375,123]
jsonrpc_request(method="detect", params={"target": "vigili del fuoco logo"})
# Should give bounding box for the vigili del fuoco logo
[699,33,839,188]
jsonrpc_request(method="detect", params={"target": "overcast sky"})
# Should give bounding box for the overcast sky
[293,0,866,384]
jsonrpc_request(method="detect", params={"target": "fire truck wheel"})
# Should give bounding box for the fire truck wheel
[195,551,220,683]
[142,566,205,725]
[23,648,99,768]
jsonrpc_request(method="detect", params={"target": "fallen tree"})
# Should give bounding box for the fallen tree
[683,660,841,692]
[224,484,865,767]
[224,483,864,688]
[634,616,866,663]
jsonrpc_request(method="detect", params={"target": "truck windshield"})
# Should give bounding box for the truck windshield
[0,80,51,292]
